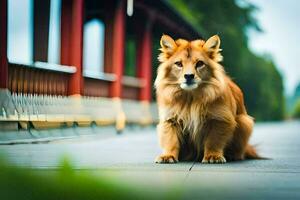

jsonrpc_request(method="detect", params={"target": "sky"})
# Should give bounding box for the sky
[248,0,300,96]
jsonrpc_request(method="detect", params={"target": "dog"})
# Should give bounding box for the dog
[154,34,259,164]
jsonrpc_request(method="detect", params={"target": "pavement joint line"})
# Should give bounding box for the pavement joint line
[188,160,197,171]
[183,172,191,184]
[183,160,197,184]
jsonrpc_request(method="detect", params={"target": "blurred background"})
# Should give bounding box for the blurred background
[170,0,300,121]
[2,0,299,125]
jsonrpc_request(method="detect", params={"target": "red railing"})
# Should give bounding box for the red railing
[8,63,75,96]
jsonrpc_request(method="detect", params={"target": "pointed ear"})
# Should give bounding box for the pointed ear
[203,35,220,52]
[160,34,177,53]
[203,35,223,62]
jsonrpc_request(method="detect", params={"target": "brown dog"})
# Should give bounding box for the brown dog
[155,35,259,164]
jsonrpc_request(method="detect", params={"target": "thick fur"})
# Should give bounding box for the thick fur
[155,35,258,164]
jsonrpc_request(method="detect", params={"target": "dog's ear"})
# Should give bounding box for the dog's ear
[158,35,177,62]
[160,34,177,54]
[203,35,223,62]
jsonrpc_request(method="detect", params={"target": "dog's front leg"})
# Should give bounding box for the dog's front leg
[155,120,180,164]
[202,120,235,164]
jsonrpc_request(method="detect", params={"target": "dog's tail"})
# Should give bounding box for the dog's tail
[244,144,266,159]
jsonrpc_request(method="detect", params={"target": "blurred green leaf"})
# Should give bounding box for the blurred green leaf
[0,157,181,200]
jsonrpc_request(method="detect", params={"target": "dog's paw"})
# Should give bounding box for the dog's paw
[202,154,226,164]
[155,154,178,164]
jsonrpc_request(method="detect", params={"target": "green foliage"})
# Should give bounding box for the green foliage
[0,158,180,200]
[169,0,285,121]
[125,36,137,76]
[287,83,300,115]
[292,99,300,119]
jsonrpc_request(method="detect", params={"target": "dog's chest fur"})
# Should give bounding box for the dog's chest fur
[160,98,208,137]
[159,100,209,161]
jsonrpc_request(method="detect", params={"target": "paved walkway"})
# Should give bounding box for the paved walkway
[1,121,300,199]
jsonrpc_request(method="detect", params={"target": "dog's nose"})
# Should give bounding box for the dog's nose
[184,74,195,81]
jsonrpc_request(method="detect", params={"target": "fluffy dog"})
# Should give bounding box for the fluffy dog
[155,35,259,164]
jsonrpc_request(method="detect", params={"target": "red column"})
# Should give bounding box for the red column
[0,0,8,88]
[137,21,153,101]
[110,0,125,98]
[104,8,114,74]
[60,0,84,95]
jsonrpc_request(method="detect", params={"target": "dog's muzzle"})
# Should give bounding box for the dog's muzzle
[184,74,195,85]
[180,74,198,90]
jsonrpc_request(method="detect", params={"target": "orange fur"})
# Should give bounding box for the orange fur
[155,34,258,164]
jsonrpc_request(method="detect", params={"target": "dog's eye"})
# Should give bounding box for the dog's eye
[174,61,183,68]
[195,60,205,68]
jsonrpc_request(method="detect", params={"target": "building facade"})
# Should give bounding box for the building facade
[0,0,200,131]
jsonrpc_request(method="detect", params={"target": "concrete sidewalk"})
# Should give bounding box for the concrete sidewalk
[0,121,300,199]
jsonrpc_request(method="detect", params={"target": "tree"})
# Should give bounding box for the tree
[169,0,285,120]
[293,99,300,119]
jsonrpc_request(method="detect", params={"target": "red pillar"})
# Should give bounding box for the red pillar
[60,0,84,95]
[137,21,153,101]
[110,0,126,98]
[0,0,8,89]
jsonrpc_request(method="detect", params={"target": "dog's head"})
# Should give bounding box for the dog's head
[156,35,224,92]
